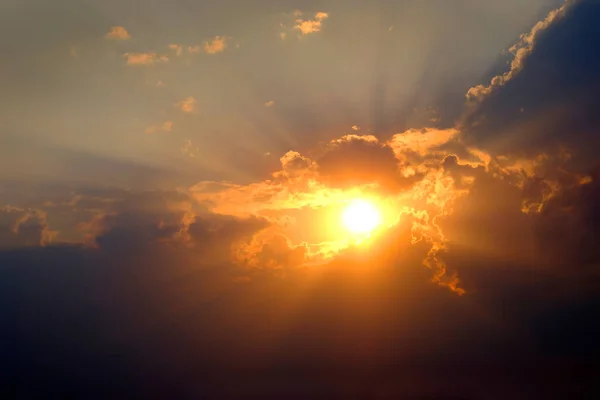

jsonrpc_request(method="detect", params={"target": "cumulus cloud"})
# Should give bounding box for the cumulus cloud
[317,134,406,192]
[294,11,329,35]
[3,2,600,396]
[123,52,169,66]
[203,36,228,54]
[105,26,131,40]
[462,0,600,168]
[466,3,570,101]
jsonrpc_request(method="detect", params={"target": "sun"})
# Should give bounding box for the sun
[341,199,382,235]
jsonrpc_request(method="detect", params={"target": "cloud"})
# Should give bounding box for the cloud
[0,206,58,248]
[175,96,197,113]
[461,0,600,169]
[203,36,228,54]
[317,134,406,192]
[123,52,169,66]
[466,3,569,102]
[168,43,183,56]
[181,139,199,158]
[105,26,131,40]
[144,121,173,134]
[264,100,275,108]
[185,45,200,54]
[294,11,329,35]
[4,2,600,395]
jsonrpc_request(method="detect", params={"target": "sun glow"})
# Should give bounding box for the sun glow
[341,199,382,235]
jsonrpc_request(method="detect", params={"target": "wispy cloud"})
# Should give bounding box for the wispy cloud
[187,45,202,54]
[168,44,183,56]
[181,139,199,157]
[145,121,173,134]
[123,52,168,66]
[105,26,131,40]
[175,97,197,113]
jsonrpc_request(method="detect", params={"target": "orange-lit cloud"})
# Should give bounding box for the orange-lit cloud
[185,128,495,293]
[175,96,197,113]
[145,121,173,134]
[1,206,58,248]
[105,26,131,40]
[203,36,228,54]
[123,52,169,66]
[294,12,329,35]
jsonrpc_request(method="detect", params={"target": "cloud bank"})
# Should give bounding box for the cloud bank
[2,0,600,397]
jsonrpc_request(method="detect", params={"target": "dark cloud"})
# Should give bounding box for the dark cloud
[0,206,57,248]
[317,135,416,192]
[462,0,600,172]
[533,176,600,267]
[455,0,600,271]
[3,1,600,397]
[2,208,600,398]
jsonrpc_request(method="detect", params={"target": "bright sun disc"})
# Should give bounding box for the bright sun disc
[341,199,382,235]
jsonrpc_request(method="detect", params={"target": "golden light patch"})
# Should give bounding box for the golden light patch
[341,199,381,235]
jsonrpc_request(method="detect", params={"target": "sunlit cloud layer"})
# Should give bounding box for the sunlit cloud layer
[2,0,600,397]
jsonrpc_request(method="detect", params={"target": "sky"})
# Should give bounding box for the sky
[2,0,600,398]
